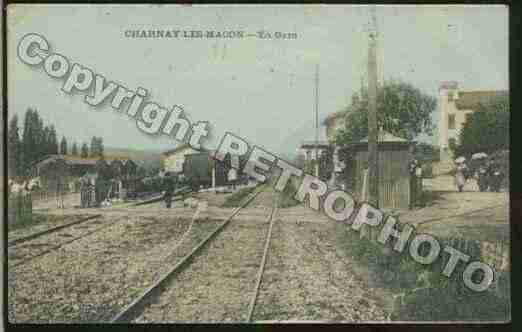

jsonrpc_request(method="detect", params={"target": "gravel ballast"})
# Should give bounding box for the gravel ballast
[135,208,272,323]
[8,213,222,323]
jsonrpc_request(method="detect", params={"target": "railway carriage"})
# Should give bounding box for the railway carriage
[182,152,247,189]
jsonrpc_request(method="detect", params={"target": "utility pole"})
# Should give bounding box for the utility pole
[314,63,320,178]
[368,6,379,207]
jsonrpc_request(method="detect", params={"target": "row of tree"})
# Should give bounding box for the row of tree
[8,108,105,177]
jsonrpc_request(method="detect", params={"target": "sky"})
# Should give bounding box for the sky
[7,4,509,155]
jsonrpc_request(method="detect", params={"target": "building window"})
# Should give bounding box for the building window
[448,114,456,130]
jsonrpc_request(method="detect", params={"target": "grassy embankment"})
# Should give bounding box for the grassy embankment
[339,222,510,321]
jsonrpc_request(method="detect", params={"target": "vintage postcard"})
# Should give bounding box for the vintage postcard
[5,4,510,324]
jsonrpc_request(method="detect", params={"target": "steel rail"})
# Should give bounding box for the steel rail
[8,187,192,247]
[110,185,266,323]
[7,214,103,247]
[246,193,279,322]
[10,219,119,268]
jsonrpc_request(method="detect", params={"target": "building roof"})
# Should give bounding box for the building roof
[347,131,411,150]
[455,90,508,110]
[300,140,330,149]
[358,131,408,143]
[33,154,135,168]
[161,144,201,156]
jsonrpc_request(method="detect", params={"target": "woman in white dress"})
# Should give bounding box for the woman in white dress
[455,162,468,192]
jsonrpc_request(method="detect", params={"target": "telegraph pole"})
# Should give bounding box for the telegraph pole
[314,63,320,178]
[368,6,379,207]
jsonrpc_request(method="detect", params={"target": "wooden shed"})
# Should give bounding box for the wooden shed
[350,131,412,210]
[37,157,71,193]
[110,159,125,179]
[95,159,112,180]
[121,159,138,180]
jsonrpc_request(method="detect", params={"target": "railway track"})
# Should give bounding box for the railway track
[7,189,195,268]
[8,214,103,247]
[110,185,273,323]
[246,193,279,322]
[8,208,226,323]
[8,215,114,268]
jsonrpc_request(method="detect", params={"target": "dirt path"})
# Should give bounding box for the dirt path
[400,175,509,242]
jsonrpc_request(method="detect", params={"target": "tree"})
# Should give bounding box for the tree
[335,80,436,184]
[22,108,36,170]
[42,126,52,155]
[36,117,45,158]
[49,125,58,154]
[19,108,65,174]
[454,95,509,157]
[60,136,68,155]
[8,115,22,177]
[81,142,89,158]
[90,137,97,157]
[71,142,79,156]
[21,108,48,173]
[413,142,440,163]
[98,137,104,157]
[90,136,104,157]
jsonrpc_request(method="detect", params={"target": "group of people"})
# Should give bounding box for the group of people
[454,157,504,193]
[8,177,41,197]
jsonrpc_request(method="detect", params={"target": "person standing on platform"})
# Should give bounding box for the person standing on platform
[409,159,421,208]
[163,172,177,208]
[228,167,238,191]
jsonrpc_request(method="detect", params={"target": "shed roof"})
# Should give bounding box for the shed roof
[161,144,201,156]
[349,131,411,150]
[358,131,408,143]
[33,154,135,168]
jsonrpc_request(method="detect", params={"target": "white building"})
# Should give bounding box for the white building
[438,81,508,162]
[160,144,199,173]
